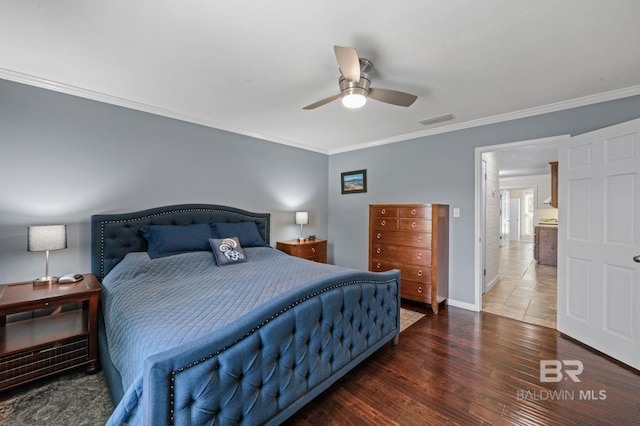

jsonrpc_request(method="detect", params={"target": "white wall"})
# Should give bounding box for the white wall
[483,152,500,288]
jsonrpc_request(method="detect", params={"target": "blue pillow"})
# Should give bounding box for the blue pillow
[211,221,269,247]
[210,237,247,266]
[141,223,212,259]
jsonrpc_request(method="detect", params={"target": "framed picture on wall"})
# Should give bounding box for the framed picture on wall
[341,169,367,194]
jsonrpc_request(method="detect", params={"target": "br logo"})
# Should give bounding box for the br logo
[540,360,583,382]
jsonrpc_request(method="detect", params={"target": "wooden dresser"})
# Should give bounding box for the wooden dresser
[369,204,449,313]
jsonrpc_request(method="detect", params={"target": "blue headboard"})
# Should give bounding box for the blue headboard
[91,204,270,281]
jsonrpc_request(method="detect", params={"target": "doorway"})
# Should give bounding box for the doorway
[474,135,566,328]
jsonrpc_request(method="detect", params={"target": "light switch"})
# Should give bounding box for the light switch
[453,207,460,218]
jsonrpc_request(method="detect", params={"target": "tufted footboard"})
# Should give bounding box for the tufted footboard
[142,270,400,426]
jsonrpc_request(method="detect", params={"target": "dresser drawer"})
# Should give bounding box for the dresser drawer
[371,230,431,248]
[370,218,399,230]
[398,218,432,232]
[296,241,326,258]
[371,243,431,266]
[371,206,398,218]
[306,253,327,263]
[370,259,431,284]
[401,280,432,303]
[399,206,432,219]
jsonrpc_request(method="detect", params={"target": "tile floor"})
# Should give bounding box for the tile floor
[482,241,557,329]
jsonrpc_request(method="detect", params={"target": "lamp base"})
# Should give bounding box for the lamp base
[33,276,59,286]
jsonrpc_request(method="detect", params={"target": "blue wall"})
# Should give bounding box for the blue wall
[0,80,328,283]
[328,95,640,306]
[3,78,640,307]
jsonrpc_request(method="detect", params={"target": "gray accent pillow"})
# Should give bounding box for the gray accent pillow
[209,237,247,266]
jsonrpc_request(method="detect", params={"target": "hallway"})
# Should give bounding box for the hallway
[482,241,557,328]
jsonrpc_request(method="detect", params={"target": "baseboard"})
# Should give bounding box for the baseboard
[484,275,500,292]
[446,298,478,312]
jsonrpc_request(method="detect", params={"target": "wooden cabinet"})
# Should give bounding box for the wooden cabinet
[550,161,558,208]
[534,226,557,265]
[276,239,327,263]
[0,274,101,391]
[369,204,449,313]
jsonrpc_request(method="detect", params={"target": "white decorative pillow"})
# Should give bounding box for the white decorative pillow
[209,237,247,266]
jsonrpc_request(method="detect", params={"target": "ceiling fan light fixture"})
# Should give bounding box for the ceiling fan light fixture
[303,45,417,110]
[341,87,367,109]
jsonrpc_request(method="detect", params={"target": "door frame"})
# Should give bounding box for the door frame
[473,134,569,311]
[500,186,536,241]
[499,189,510,247]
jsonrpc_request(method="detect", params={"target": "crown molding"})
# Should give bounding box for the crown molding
[3,68,638,157]
[0,68,328,155]
[328,85,640,154]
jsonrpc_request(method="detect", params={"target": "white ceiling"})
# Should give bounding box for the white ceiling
[498,140,561,179]
[2,0,640,157]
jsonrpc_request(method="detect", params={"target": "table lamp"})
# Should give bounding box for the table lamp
[295,211,309,241]
[28,224,67,286]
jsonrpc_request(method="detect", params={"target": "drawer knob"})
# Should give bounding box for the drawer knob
[417,253,422,260]
[417,270,423,277]
[311,247,316,253]
[411,209,416,215]
[417,286,423,294]
[412,221,417,228]
[376,233,381,239]
[376,262,381,269]
[381,220,386,226]
[376,248,381,254]
[417,237,423,243]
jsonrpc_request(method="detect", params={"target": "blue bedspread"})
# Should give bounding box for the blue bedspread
[101,247,350,424]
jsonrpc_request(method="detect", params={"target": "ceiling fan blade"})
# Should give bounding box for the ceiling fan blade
[303,93,341,110]
[334,45,361,82]
[368,88,417,107]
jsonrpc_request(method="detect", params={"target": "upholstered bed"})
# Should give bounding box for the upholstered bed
[90,204,400,425]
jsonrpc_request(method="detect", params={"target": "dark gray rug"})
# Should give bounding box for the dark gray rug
[0,370,113,425]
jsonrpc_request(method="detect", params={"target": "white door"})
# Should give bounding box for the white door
[499,190,510,247]
[509,198,521,241]
[558,118,640,370]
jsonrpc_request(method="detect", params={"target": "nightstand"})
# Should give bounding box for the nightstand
[276,239,327,263]
[0,274,102,391]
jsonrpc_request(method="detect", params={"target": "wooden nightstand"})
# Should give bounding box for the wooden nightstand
[0,274,101,391]
[276,239,327,263]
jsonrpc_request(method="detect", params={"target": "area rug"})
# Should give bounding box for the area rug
[0,308,424,424]
[400,307,425,332]
[0,370,112,425]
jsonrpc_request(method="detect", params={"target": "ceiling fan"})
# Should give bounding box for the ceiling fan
[303,45,418,110]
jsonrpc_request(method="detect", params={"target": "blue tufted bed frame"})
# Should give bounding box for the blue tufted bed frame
[91,204,400,425]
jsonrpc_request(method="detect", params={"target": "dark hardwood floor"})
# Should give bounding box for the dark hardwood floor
[283,304,640,425]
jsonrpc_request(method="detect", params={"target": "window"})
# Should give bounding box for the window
[523,190,534,236]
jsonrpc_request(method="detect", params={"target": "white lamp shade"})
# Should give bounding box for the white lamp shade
[295,211,309,225]
[28,225,67,252]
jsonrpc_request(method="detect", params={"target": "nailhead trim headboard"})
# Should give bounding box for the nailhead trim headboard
[90,204,270,281]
